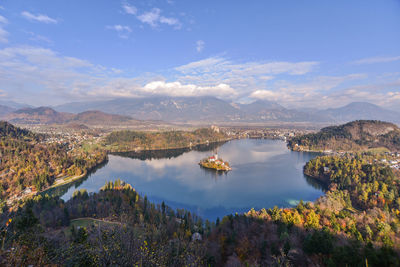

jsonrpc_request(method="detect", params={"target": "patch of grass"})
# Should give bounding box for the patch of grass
[64,218,119,237]
[367,147,390,154]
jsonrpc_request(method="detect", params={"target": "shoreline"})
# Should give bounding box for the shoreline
[199,162,232,171]
[42,156,109,193]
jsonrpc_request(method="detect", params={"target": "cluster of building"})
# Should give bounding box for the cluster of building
[378,152,400,170]
[207,154,226,165]
[34,129,106,151]
[221,127,313,140]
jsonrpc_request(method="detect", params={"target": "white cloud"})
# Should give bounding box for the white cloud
[159,16,180,27]
[24,31,52,44]
[0,46,239,104]
[196,40,204,52]
[142,81,236,97]
[85,80,237,99]
[0,46,95,104]
[249,74,368,108]
[0,27,8,44]
[122,3,137,15]
[124,5,182,29]
[0,15,8,24]
[111,68,123,74]
[21,11,57,24]
[250,90,284,101]
[174,57,318,98]
[106,25,132,38]
[274,74,366,94]
[0,15,8,43]
[175,57,227,73]
[176,57,318,76]
[1,44,397,109]
[352,56,400,65]
[137,8,161,27]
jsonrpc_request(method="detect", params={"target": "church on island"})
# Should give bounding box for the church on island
[199,153,232,171]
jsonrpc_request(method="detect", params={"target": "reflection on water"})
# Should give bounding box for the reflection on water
[112,141,226,160]
[59,139,324,221]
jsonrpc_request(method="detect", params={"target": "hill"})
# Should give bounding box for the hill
[0,100,30,110]
[1,107,145,126]
[0,120,34,139]
[4,107,74,124]
[69,110,138,125]
[0,105,15,117]
[323,102,400,123]
[288,120,400,151]
[105,127,228,152]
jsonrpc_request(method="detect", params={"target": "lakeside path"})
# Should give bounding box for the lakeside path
[49,172,88,189]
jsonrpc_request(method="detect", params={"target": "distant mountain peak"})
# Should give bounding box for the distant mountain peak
[15,106,58,115]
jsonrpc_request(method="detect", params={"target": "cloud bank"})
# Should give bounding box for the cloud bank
[0,45,399,110]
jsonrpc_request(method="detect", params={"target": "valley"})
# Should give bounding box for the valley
[1,119,400,265]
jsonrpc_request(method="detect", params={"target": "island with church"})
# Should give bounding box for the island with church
[199,153,232,171]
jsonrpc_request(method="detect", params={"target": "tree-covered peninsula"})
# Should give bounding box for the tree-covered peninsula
[288,120,400,152]
[104,127,229,152]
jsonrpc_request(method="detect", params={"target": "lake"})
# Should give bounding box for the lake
[60,139,324,221]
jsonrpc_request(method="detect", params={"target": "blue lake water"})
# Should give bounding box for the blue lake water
[60,139,324,221]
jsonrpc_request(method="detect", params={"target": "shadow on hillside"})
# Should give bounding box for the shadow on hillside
[206,214,399,267]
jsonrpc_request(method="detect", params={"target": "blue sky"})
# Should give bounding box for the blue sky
[0,0,399,110]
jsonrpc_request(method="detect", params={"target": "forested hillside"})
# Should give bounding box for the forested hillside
[105,128,228,152]
[0,121,106,207]
[204,153,400,266]
[288,120,400,152]
[0,121,35,139]
[0,180,208,266]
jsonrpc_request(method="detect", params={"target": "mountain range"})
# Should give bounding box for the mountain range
[54,97,400,124]
[0,97,399,125]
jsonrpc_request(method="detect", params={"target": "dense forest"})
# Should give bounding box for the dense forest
[104,128,229,152]
[0,121,106,207]
[0,180,209,266]
[210,153,400,266]
[288,120,400,152]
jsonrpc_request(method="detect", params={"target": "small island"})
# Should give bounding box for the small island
[199,153,232,171]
